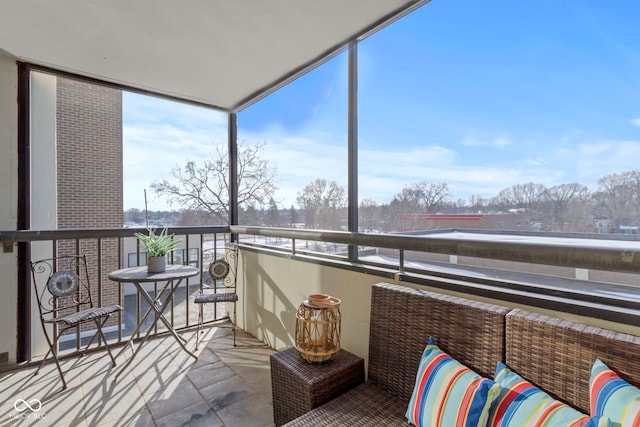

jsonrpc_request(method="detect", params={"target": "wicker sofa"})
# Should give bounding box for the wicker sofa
[282,282,640,426]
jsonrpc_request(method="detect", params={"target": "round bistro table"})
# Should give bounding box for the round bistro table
[108,264,199,379]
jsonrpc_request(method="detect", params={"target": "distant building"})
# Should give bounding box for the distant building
[395,212,533,232]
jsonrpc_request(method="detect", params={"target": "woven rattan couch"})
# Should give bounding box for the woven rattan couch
[283,282,640,426]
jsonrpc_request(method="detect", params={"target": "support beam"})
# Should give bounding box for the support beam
[228,113,238,241]
[348,42,358,259]
[17,62,30,362]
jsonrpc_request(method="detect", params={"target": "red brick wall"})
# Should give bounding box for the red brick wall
[57,78,122,229]
[56,77,123,330]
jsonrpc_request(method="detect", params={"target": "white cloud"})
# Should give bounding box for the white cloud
[122,91,640,211]
[461,135,511,147]
[552,139,640,188]
[125,115,572,209]
[358,147,527,204]
[631,117,640,127]
[524,157,548,167]
[122,94,228,210]
[362,145,457,168]
[577,142,614,157]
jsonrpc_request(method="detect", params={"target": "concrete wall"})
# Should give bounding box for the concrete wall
[236,249,380,362]
[236,248,640,369]
[0,52,18,363]
[29,72,58,356]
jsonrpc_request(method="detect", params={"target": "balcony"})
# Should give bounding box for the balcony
[0,326,275,426]
[4,2,640,425]
[0,227,275,426]
[2,226,640,425]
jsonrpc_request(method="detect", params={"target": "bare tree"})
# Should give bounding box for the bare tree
[413,181,452,213]
[493,182,547,211]
[594,172,636,232]
[565,197,596,232]
[150,140,277,224]
[296,179,346,229]
[468,194,489,212]
[390,182,451,215]
[624,170,640,226]
[289,205,299,227]
[542,183,591,231]
[388,181,451,231]
[359,198,379,232]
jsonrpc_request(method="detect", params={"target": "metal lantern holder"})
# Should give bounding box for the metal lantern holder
[295,294,341,363]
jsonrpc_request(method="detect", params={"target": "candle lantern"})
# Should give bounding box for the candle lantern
[295,294,341,363]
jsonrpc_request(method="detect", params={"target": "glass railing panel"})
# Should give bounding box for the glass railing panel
[358,3,640,239]
[237,52,349,231]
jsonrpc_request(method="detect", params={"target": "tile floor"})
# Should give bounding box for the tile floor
[0,324,276,426]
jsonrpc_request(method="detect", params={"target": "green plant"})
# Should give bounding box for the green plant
[134,228,181,257]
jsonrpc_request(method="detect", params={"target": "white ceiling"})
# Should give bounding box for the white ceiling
[0,0,428,111]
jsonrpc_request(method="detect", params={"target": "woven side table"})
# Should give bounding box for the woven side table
[270,347,365,426]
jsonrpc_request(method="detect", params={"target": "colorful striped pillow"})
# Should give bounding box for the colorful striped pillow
[590,358,640,427]
[405,337,501,427]
[489,362,611,427]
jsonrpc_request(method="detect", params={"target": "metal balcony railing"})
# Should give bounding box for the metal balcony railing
[230,226,640,326]
[1,226,232,363]
[3,225,640,363]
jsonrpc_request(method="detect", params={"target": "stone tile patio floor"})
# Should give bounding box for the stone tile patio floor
[0,324,276,426]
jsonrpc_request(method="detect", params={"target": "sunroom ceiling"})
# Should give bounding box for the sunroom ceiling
[0,0,427,111]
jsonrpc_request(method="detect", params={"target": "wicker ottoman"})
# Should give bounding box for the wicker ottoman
[270,347,365,426]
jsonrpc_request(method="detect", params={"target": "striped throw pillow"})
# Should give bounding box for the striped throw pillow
[406,337,501,427]
[590,358,640,427]
[489,362,611,427]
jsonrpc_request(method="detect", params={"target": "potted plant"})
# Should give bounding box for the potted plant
[134,228,181,273]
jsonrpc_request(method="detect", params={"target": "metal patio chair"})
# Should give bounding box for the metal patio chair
[194,246,238,349]
[30,255,123,390]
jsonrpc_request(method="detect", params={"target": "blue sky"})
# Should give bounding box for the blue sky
[124,0,640,211]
